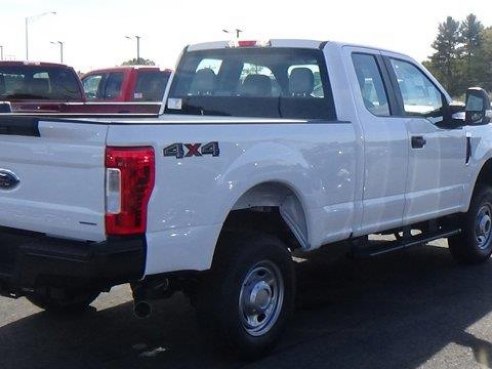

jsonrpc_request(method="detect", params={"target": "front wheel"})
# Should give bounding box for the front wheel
[448,186,492,264]
[196,232,295,359]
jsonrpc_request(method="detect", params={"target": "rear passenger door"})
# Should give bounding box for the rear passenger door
[344,46,409,235]
[383,56,467,224]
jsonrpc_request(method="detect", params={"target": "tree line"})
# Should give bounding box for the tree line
[423,14,492,98]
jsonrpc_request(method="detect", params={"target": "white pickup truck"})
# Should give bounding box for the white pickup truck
[1,39,492,358]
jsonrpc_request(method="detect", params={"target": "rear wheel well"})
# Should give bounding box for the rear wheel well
[221,208,300,251]
[212,182,308,264]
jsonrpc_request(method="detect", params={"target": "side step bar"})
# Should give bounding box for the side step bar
[350,228,461,258]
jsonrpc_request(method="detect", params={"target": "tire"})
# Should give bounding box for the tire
[25,287,100,314]
[448,186,492,264]
[196,232,295,359]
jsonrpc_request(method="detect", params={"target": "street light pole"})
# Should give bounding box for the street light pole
[222,28,243,39]
[50,41,64,63]
[125,35,142,63]
[0,46,3,61]
[25,11,56,60]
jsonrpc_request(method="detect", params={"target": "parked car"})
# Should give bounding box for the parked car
[0,61,85,113]
[1,39,492,359]
[0,61,168,115]
[81,66,172,102]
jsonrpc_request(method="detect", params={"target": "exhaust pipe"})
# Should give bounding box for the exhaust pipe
[133,300,152,319]
[131,277,173,319]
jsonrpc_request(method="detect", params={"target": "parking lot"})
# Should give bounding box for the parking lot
[2,239,492,369]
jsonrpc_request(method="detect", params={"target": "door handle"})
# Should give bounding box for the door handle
[411,136,426,149]
[466,135,471,165]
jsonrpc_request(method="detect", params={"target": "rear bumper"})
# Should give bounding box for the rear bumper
[0,226,146,297]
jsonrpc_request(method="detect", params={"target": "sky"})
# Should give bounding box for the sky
[0,0,491,73]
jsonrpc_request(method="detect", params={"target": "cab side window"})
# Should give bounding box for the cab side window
[352,53,390,117]
[82,74,103,100]
[389,59,444,123]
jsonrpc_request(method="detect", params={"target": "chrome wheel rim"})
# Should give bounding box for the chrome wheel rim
[475,203,492,249]
[239,260,284,337]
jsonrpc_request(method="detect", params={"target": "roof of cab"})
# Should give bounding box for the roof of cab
[0,60,73,68]
[185,38,411,62]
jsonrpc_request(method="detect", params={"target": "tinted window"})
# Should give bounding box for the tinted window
[132,71,170,101]
[352,53,390,116]
[166,48,336,120]
[0,65,82,101]
[390,59,444,122]
[102,72,124,99]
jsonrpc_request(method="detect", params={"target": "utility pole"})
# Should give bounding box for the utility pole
[125,35,142,63]
[222,28,243,39]
[50,41,64,63]
[25,11,56,60]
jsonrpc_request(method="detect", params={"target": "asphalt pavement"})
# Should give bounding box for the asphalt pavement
[2,239,492,369]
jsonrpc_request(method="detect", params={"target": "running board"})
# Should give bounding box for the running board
[350,228,461,258]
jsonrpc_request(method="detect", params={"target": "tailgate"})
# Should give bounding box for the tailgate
[0,116,108,241]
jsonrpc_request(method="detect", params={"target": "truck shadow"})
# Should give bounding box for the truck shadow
[1,243,492,369]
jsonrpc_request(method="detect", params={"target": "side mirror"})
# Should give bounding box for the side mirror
[465,87,492,125]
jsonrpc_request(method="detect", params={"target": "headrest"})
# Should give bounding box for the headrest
[30,78,50,96]
[289,68,314,96]
[190,68,216,95]
[241,74,272,97]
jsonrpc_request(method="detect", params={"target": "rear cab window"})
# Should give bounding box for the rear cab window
[0,65,82,101]
[132,71,170,102]
[166,46,336,120]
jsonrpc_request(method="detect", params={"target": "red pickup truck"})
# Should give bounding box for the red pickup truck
[0,62,170,115]
[81,66,171,103]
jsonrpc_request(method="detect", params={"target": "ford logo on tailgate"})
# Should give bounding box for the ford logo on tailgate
[0,170,20,190]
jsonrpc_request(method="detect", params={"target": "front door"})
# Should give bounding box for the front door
[385,57,467,225]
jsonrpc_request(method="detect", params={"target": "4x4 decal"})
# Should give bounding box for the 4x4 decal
[163,142,220,159]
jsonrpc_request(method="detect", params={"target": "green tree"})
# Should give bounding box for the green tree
[460,14,484,57]
[429,16,462,95]
[479,27,492,92]
[459,14,485,87]
[121,58,155,66]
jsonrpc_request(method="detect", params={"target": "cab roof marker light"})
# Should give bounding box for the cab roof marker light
[228,40,272,48]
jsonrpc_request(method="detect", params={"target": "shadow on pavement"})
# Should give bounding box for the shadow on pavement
[2,243,492,369]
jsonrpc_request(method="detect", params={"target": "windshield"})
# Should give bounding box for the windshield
[166,47,336,120]
[0,65,83,101]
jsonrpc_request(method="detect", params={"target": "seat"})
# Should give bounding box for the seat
[190,68,216,95]
[241,74,272,97]
[289,68,314,97]
[0,75,5,96]
[29,79,50,97]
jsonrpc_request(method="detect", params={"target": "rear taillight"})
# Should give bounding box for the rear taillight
[105,147,155,236]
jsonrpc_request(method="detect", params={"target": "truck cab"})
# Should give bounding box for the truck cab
[0,61,85,113]
[81,66,172,102]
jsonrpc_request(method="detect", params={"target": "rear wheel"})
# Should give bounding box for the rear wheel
[196,232,295,359]
[25,287,100,313]
[448,186,492,264]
